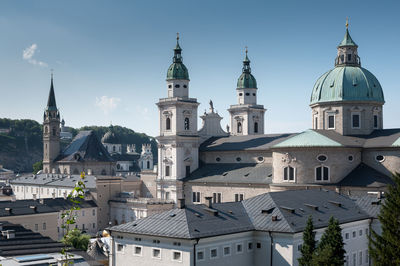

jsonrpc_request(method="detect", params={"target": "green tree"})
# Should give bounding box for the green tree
[32,161,43,174]
[312,216,345,266]
[298,216,316,266]
[369,173,400,266]
[62,228,90,251]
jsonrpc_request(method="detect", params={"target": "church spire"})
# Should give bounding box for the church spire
[173,32,183,63]
[242,46,251,74]
[46,72,57,111]
[335,19,360,67]
[166,33,189,80]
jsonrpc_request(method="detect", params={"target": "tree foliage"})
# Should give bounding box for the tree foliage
[298,216,316,266]
[32,161,43,174]
[369,172,400,266]
[311,216,345,266]
[62,229,90,251]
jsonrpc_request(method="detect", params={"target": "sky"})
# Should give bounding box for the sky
[0,0,399,137]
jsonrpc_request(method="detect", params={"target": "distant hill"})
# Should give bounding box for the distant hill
[0,118,157,173]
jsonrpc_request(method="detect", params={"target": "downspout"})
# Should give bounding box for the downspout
[269,231,273,266]
[193,238,199,266]
[368,218,373,266]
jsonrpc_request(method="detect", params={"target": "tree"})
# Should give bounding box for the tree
[62,228,90,251]
[312,216,345,266]
[298,216,316,266]
[369,173,400,266]
[32,161,43,174]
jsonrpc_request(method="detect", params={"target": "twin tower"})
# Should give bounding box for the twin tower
[155,35,265,200]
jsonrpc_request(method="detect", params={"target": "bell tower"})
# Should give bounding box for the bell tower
[156,34,199,203]
[228,48,266,135]
[43,74,60,174]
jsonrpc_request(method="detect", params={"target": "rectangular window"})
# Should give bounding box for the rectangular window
[297,244,302,251]
[316,167,322,181]
[353,231,356,238]
[345,255,349,266]
[365,228,369,235]
[256,242,261,249]
[173,251,182,261]
[289,166,295,181]
[165,166,170,177]
[133,246,142,256]
[234,193,244,202]
[359,229,362,236]
[117,244,124,253]
[352,253,356,266]
[347,54,352,61]
[374,115,378,128]
[192,192,200,203]
[323,167,329,181]
[152,248,161,259]
[236,243,243,254]
[345,232,349,239]
[315,117,318,129]
[197,250,204,261]
[359,251,362,265]
[210,248,218,259]
[92,209,96,216]
[42,223,46,230]
[328,115,335,129]
[223,246,231,256]
[82,210,85,217]
[185,165,190,177]
[365,249,369,264]
[213,192,222,203]
[248,242,253,251]
[93,223,96,229]
[352,114,360,128]
[34,224,38,231]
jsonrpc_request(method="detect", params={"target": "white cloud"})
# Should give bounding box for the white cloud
[95,96,121,114]
[22,43,48,67]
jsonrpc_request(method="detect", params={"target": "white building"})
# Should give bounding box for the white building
[108,190,372,266]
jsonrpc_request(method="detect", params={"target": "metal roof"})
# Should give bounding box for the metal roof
[110,190,370,238]
[337,163,394,188]
[11,174,97,189]
[273,130,342,148]
[352,195,384,218]
[182,163,272,184]
[338,28,357,47]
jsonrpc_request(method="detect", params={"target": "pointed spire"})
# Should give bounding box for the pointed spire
[242,46,251,74]
[339,18,357,47]
[46,71,57,111]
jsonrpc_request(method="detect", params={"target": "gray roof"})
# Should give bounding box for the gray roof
[57,131,113,162]
[11,174,97,189]
[110,190,370,238]
[337,163,394,187]
[353,195,384,218]
[200,133,296,152]
[243,190,370,233]
[110,202,253,239]
[0,198,96,218]
[182,163,272,184]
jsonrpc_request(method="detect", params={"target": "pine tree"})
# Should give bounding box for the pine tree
[298,216,316,266]
[312,216,345,266]
[369,172,400,266]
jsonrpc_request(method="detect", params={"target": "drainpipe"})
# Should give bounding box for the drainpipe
[368,218,373,266]
[269,232,273,266]
[193,238,199,266]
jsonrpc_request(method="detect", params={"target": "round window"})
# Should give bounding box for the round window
[317,154,327,162]
[175,84,180,88]
[236,157,242,162]
[376,155,385,162]
[348,155,354,162]
[245,93,250,96]
[216,157,221,162]
[239,93,243,96]
[257,156,264,162]
[253,93,256,96]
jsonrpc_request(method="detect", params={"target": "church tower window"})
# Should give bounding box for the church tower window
[184,118,189,130]
[166,117,171,130]
[147,161,150,169]
[328,115,335,129]
[373,115,378,128]
[254,122,258,133]
[52,127,56,136]
[185,165,190,177]
[237,122,242,133]
[315,166,329,181]
[165,166,170,177]
[352,113,360,128]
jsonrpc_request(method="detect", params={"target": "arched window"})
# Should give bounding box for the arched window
[283,166,295,181]
[166,117,171,130]
[315,166,329,181]
[165,165,170,177]
[147,161,150,169]
[237,122,242,133]
[184,118,190,130]
[254,122,258,133]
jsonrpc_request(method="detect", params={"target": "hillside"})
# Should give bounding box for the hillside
[0,118,157,173]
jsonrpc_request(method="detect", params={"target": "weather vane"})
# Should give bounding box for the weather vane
[245,46,248,54]
[346,17,349,29]
[177,32,179,41]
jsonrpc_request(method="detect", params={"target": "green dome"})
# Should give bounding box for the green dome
[237,73,257,89]
[310,66,384,105]
[167,62,189,80]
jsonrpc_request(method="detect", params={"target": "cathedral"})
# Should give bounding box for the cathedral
[149,23,400,204]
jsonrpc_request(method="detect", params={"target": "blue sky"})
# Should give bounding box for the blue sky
[0,0,399,137]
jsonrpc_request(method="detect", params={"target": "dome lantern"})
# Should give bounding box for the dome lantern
[166,33,189,81]
[237,47,257,89]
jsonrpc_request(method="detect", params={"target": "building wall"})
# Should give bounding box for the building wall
[272,147,361,184]
[184,183,270,204]
[141,171,157,198]
[0,212,58,240]
[57,207,98,239]
[362,149,400,176]
[200,150,272,164]
[11,183,73,200]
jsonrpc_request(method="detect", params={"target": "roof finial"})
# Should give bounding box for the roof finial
[177,32,179,41]
[346,17,349,29]
[245,46,248,55]
[51,69,54,79]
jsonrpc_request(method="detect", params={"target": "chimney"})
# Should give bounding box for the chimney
[39,199,44,204]
[6,230,15,239]
[33,194,37,200]
[205,197,212,208]
[377,191,382,199]
[30,205,38,212]
[5,207,12,214]
[177,198,185,209]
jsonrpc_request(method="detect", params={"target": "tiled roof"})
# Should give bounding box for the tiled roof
[57,131,113,163]
[0,222,65,256]
[110,190,370,238]
[337,163,394,188]
[182,163,272,184]
[200,133,296,152]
